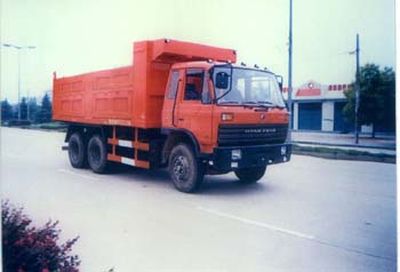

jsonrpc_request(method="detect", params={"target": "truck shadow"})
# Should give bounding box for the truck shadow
[108,164,170,183]
[109,164,269,195]
[200,176,269,195]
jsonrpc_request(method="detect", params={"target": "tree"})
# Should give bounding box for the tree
[1,99,14,122]
[37,93,52,123]
[380,67,396,132]
[343,64,395,137]
[20,97,28,120]
[27,97,39,123]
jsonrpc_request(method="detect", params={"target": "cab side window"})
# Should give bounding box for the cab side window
[166,70,180,100]
[184,69,204,101]
[201,76,212,104]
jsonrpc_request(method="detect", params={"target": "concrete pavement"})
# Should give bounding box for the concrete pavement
[1,127,396,271]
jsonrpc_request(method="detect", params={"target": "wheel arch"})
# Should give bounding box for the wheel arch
[65,123,108,143]
[161,128,201,165]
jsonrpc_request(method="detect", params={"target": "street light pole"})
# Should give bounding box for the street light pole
[287,0,293,142]
[2,43,36,120]
[17,48,22,120]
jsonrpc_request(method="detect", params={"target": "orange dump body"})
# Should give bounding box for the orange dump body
[53,39,237,128]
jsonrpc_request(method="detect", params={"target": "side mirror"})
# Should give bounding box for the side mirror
[276,75,283,91]
[215,72,230,89]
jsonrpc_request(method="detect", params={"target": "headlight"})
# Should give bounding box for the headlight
[281,146,287,155]
[232,149,242,160]
[221,113,234,121]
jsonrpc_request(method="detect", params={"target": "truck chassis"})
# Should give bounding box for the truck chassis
[65,123,291,192]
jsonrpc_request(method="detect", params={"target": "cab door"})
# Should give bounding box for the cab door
[175,68,214,153]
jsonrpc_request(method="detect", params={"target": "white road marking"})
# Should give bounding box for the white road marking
[197,206,315,240]
[197,206,395,262]
[58,168,99,181]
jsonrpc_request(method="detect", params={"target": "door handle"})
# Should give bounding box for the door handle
[178,118,184,121]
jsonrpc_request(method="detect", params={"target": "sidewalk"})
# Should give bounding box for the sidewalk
[291,131,396,161]
[292,131,396,150]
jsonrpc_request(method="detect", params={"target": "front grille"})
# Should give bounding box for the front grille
[218,124,288,146]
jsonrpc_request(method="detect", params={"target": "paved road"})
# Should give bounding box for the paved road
[1,127,396,272]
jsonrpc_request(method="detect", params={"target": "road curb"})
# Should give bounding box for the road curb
[292,144,396,164]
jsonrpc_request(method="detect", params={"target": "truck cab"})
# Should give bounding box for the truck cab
[161,61,291,192]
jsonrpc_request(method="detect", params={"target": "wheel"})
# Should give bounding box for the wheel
[168,144,204,193]
[87,135,108,173]
[68,132,87,168]
[234,166,267,184]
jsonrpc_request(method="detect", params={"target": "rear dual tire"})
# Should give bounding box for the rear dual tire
[68,133,108,173]
[87,135,108,173]
[68,133,87,168]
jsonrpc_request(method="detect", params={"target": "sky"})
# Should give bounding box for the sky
[0,0,396,103]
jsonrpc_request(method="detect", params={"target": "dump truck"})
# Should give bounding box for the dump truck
[53,39,291,192]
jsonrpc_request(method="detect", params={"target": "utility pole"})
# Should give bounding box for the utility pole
[287,0,293,142]
[354,34,360,144]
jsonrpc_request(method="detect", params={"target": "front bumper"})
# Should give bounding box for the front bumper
[210,143,292,172]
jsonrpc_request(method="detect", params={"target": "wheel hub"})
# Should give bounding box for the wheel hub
[89,144,101,164]
[173,155,189,182]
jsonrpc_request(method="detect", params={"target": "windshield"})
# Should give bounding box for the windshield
[212,66,286,108]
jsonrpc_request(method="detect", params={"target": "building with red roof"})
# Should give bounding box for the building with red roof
[282,80,354,132]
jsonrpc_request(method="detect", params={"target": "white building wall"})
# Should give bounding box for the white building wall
[293,102,299,130]
[322,101,334,131]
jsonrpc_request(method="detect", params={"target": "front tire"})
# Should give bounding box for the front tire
[68,132,87,168]
[87,135,108,173]
[168,144,204,193]
[234,166,267,184]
